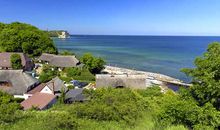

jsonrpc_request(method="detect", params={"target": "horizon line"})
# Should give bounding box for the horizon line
[69,34,220,37]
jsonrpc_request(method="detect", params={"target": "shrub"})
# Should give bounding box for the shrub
[81,53,105,74]
[39,65,58,83]
[10,54,22,69]
[64,67,81,77]
[70,88,145,125]
[0,91,22,124]
[137,85,162,98]
[151,91,220,129]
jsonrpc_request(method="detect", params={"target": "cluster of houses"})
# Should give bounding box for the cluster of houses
[0,52,155,110]
[0,52,85,110]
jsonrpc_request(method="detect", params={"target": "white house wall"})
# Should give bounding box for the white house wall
[40,86,53,94]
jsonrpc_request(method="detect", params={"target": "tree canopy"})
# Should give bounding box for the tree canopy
[182,42,220,110]
[81,53,105,74]
[0,22,57,56]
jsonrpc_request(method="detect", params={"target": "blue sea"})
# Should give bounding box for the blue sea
[53,35,220,82]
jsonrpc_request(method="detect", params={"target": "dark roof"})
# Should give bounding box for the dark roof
[0,70,39,95]
[39,53,79,67]
[0,52,32,68]
[65,88,85,102]
[27,77,67,94]
[21,92,56,110]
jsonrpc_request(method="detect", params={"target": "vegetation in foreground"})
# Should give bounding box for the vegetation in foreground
[0,86,219,130]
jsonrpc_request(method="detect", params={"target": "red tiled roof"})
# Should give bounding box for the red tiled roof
[27,83,46,94]
[21,92,56,110]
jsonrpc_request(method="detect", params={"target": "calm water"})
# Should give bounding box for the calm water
[53,35,220,82]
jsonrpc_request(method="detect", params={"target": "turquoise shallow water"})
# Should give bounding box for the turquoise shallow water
[53,35,220,82]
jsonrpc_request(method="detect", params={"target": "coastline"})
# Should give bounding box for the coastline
[103,65,191,87]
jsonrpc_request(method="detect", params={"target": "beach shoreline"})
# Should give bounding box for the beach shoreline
[103,65,191,87]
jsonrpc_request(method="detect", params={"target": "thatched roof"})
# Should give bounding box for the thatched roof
[39,53,79,67]
[0,52,32,68]
[96,74,147,89]
[0,70,39,95]
[38,53,54,62]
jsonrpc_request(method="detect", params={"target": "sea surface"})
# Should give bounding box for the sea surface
[53,35,220,82]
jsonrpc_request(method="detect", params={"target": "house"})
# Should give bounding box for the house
[21,77,66,110]
[0,70,39,98]
[0,52,34,71]
[39,53,80,68]
[96,74,147,89]
[21,92,57,110]
[25,76,67,98]
[65,88,85,103]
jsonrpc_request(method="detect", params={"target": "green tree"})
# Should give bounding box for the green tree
[181,42,220,110]
[0,22,57,56]
[10,54,23,69]
[81,53,105,74]
[151,91,220,129]
[64,67,81,77]
[39,65,58,83]
[0,91,21,124]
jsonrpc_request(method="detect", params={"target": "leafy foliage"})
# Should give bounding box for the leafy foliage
[150,91,220,129]
[70,88,145,125]
[61,68,95,82]
[39,65,58,83]
[0,91,21,124]
[10,54,22,69]
[181,42,220,110]
[81,53,105,74]
[0,22,57,56]
[64,67,81,77]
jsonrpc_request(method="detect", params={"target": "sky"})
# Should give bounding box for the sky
[0,0,220,36]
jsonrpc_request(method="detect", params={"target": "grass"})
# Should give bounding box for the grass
[0,111,187,130]
[60,68,95,83]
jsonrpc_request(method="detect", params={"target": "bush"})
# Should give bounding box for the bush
[39,65,58,83]
[70,88,145,125]
[0,91,22,124]
[150,91,220,129]
[81,53,105,74]
[42,113,78,130]
[64,67,81,77]
[10,54,22,69]
[137,85,162,98]
[67,85,75,89]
